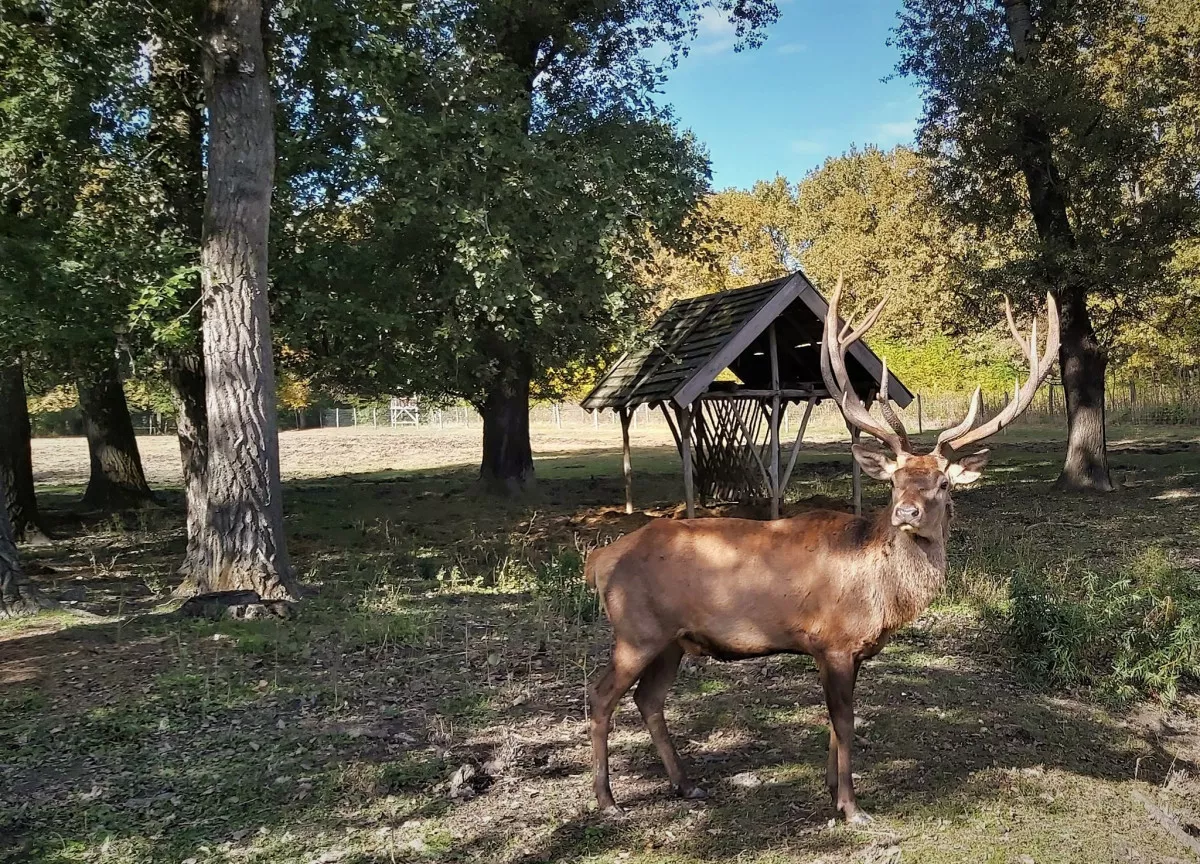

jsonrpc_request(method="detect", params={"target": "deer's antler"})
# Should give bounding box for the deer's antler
[820,275,912,456]
[933,293,1060,455]
[876,357,911,452]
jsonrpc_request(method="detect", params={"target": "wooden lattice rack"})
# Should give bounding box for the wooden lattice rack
[581,273,911,520]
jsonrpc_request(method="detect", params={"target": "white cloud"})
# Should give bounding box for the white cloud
[776,41,807,55]
[694,9,738,56]
[871,96,922,147]
[790,138,826,156]
[881,96,921,112]
[643,40,671,65]
[874,120,917,144]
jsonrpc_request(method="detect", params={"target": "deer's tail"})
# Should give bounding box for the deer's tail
[583,547,610,617]
[584,554,597,590]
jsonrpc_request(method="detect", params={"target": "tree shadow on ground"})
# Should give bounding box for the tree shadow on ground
[5,435,1199,862]
[7,598,1192,863]
[445,645,1195,863]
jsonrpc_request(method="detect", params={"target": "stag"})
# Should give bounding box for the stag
[584,278,1060,823]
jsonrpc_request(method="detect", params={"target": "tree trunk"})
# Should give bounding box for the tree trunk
[478,366,535,495]
[468,34,541,499]
[168,352,209,577]
[0,474,54,618]
[177,0,299,601]
[1056,287,1114,490]
[1002,0,1114,491]
[0,359,49,542]
[76,355,156,510]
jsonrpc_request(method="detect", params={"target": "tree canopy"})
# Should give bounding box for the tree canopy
[3,0,1199,516]
[266,0,778,489]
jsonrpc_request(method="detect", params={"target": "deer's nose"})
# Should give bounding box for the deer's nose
[894,503,922,524]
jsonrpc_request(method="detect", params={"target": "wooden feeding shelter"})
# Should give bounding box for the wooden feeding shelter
[581,272,914,519]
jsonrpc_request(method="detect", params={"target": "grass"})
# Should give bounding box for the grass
[1008,545,1200,702]
[2,426,1199,863]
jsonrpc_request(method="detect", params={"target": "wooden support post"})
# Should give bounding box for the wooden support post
[659,403,682,451]
[849,424,862,517]
[780,396,816,493]
[916,393,923,434]
[620,407,633,514]
[768,323,781,519]
[769,398,781,519]
[679,403,695,519]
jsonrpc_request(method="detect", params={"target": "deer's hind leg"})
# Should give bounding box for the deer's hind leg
[588,638,662,815]
[634,641,704,799]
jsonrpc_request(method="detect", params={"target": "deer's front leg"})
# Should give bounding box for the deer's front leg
[825,721,839,804]
[819,653,871,824]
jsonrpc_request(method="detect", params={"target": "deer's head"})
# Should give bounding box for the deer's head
[820,276,1060,541]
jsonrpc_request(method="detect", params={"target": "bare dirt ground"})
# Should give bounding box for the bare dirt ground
[4,426,1200,864]
[31,417,1191,490]
[31,424,682,489]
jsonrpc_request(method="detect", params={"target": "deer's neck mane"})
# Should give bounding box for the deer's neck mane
[866,508,949,631]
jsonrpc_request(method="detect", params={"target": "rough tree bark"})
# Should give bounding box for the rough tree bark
[176,0,299,600]
[168,352,209,577]
[1056,287,1113,489]
[0,474,54,618]
[76,355,158,510]
[1002,0,1114,491]
[477,360,535,495]
[0,360,49,542]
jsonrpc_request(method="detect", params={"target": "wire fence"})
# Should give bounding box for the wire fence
[272,377,1200,435]
[102,375,1200,437]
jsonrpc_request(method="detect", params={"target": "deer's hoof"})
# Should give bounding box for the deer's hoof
[676,783,707,800]
[844,808,874,826]
[602,804,626,819]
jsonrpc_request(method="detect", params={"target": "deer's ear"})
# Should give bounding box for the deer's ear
[851,444,897,481]
[947,449,990,486]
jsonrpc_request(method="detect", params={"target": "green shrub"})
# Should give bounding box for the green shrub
[498,548,598,624]
[1008,547,1200,703]
[535,549,600,623]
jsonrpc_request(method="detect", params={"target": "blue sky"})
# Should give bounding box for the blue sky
[656,0,923,190]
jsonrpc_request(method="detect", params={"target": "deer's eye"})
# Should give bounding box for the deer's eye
[939,478,950,491]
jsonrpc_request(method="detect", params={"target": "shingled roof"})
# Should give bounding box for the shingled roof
[581,271,913,411]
